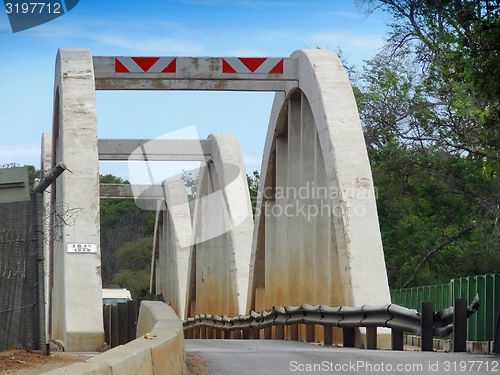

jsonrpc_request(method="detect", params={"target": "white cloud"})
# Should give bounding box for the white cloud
[0,144,41,167]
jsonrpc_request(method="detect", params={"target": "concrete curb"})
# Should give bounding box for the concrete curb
[404,334,493,354]
[42,301,187,374]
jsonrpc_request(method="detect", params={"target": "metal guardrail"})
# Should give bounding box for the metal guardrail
[183,295,480,351]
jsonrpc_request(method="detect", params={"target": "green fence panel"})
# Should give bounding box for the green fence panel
[468,276,478,341]
[391,273,500,342]
[475,275,486,341]
[493,274,500,342]
[485,274,494,341]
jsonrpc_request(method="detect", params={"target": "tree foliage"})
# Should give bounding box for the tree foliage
[110,237,153,298]
[99,174,155,288]
[355,0,500,287]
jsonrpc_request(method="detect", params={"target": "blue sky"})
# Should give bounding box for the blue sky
[0,0,390,181]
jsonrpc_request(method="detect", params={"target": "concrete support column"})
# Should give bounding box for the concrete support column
[275,136,288,307]
[287,97,301,315]
[264,199,276,311]
[52,48,104,351]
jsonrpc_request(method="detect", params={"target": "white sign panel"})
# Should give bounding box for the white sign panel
[67,243,97,254]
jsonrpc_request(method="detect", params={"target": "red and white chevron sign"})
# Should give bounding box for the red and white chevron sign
[222,58,283,74]
[115,57,176,73]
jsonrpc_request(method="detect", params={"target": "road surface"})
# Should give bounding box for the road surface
[186,339,499,374]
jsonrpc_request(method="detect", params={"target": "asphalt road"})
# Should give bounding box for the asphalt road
[186,339,500,375]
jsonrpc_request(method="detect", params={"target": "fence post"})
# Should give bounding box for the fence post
[127,300,137,342]
[453,298,467,352]
[103,304,111,347]
[117,302,128,345]
[421,301,433,351]
[492,306,500,354]
[111,304,119,348]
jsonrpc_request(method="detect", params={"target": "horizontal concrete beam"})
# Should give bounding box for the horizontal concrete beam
[99,184,164,199]
[93,56,298,81]
[98,139,212,161]
[94,79,296,91]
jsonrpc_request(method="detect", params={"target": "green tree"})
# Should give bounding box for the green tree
[99,174,155,287]
[27,165,41,191]
[247,170,260,217]
[110,237,153,298]
[354,0,500,287]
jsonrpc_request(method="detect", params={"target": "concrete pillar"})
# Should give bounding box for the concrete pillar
[287,96,302,314]
[52,48,104,351]
[185,134,253,318]
[246,49,391,347]
[275,136,288,307]
[154,180,191,319]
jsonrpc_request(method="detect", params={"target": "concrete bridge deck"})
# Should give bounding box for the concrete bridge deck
[186,339,499,375]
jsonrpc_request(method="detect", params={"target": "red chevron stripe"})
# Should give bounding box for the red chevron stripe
[162,58,176,73]
[222,59,237,73]
[131,57,160,72]
[269,59,284,74]
[239,58,267,72]
[115,58,129,73]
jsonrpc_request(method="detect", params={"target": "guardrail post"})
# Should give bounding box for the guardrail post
[366,327,377,349]
[207,327,214,339]
[215,328,222,339]
[453,298,467,352]
[252,328,260,339]
[391,329,404,350]
[276,325,285,340]
[233,330,242,339]
[421,301,433,351]
[200,326,207,339]
[264,327,272,339]
[117,302,128,345]
[193,327,200,339]
[343,327,355,348]
[242,328,251,339]
[306,325,315,342]
[290,324,299,341]
[323,326,333,346]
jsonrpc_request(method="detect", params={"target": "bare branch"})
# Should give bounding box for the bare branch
[402,224,476,288]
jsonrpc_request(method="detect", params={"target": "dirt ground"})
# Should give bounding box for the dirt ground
[0,348,87,373]
[0,349,220,374]
[186,352,225,375]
